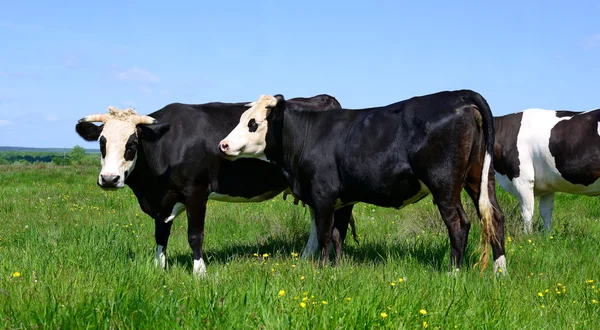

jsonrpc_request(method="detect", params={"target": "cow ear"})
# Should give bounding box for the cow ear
[75,122,103,141]
[138,123,171,142]
[267,94,286,120]
[273,94,286,107]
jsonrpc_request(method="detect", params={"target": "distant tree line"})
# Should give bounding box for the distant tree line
[0,145,98,166]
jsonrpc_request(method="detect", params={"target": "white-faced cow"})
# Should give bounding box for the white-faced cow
[494,108,600,233]
[75,95,356,277]
[219,90,507,274]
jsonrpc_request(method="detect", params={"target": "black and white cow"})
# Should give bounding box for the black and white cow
[494,108,600,233]
[219,90,507,273]
[75,95,355,277]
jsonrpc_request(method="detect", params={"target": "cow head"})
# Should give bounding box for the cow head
[75,107,161,189]
[219,94,279,160]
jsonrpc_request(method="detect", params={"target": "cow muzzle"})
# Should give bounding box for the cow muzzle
[98,173,124,189]
[218,140,239,158]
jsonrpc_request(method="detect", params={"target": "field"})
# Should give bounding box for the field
[1,165,599,329]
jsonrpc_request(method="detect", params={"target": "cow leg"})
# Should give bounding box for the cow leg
[154,219,173,269]
[185,193,208,277]
[301,208,319,259]
[466,167,507,275]
[314,205,335,266]
[539,192,555,233]
[513,178,535,234]
[303,205,353,263]
[436,197,470,272]
[331,205,353,265]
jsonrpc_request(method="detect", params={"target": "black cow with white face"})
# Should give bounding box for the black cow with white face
[75,95,354,276]
[219,91,507,274]
[494,108,600,233]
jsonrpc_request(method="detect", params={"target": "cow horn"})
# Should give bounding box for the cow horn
[245,101,256,107]
[79,114,107,123]
[134,115,157,125]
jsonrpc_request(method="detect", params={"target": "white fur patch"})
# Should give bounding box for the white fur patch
[493,255,507,275]
[155,245,166,269]
[164,202,186,223]
[193,258,207,277]
[219,95,276,160]
[98,119,138,188]
[301,209,319,259]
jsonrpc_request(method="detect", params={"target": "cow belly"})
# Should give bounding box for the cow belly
[208,190,281,203]
[397,181,430,210]
[534,171,600,196]
[348,179,430,209]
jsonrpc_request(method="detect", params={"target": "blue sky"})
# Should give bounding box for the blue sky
[1,0,599,148]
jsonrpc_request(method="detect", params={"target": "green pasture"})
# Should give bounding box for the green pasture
[1,165,599,329]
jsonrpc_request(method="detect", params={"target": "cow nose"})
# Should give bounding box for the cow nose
[100,174,120,187]
[219,141,229,153]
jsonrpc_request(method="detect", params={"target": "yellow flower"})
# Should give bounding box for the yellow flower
[391,282,396,286]
[419,309,427,315]
[279,290,285,297]
[586,279,594,284]
[538,292,543,297]
[541,305,545,308]
[398,278,404,283]
[592,300,598,304]
[380,312,388,318]
[302,297,309,302]
[300,276,305,281]
[12,272,20,277]
[253,253,258,257]
[423,321,428,328]
[292,264,296,268]
[507,236,512,242]
[263,253,269,258]
[300,302,306,308]
[321,301,327,305]
[345,297,351,301]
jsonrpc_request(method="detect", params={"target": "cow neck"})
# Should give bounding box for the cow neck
[276,108,312,175]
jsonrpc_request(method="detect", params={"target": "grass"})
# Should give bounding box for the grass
[1,165,599,329]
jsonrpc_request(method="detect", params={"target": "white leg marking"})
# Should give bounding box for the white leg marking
[155,245,166,269]
[493,255,507,275]
[301,208,319,259]
[193,258,207,277]
[165,202,185,223]
[539,193,555,232]
[447,268,460,277]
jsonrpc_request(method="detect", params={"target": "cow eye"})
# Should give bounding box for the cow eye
[124,143,137,161]
[99,136,107,158]
[248,118,259,133]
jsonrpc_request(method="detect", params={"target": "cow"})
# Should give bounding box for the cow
[494,108,600,233]
[219,90,507,274]
[74,95,356,277]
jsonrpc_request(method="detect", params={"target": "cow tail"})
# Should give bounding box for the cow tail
[470,92,497,273]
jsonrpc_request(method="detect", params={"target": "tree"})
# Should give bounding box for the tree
[69,145,87,164]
